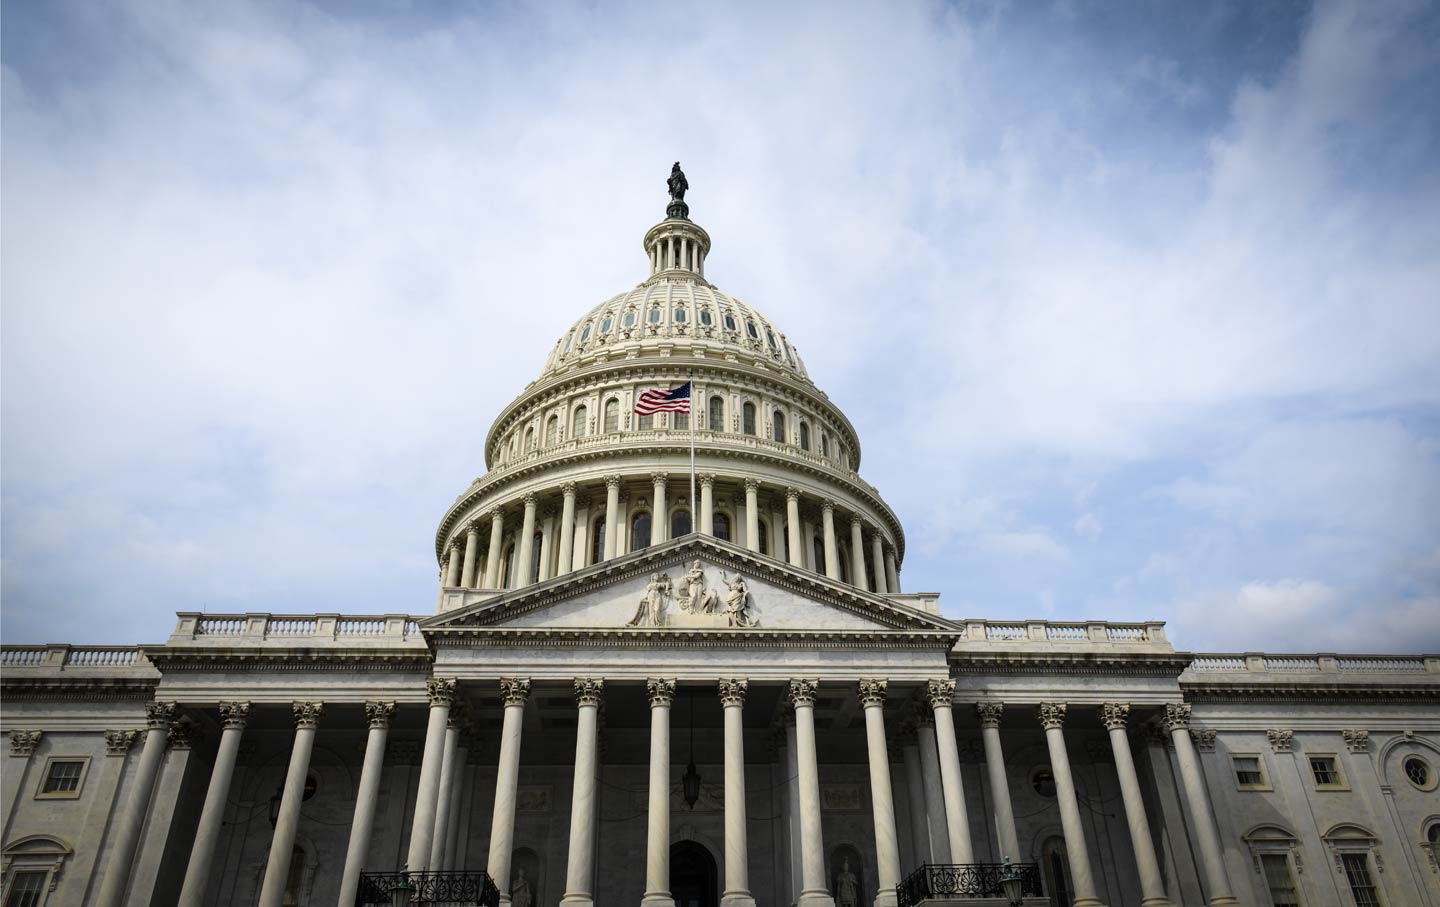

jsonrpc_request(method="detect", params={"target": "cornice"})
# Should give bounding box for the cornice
[950,652,1195,677]
[2,678,159,701]
[142,649,435,673]
[1182,683,1440,704]
[426,626,958,650]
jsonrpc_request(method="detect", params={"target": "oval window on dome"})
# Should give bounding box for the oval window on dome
[674,307,687,323]
[600,316,613,333]
[649,307,662,324]
[746,320,759,339]
[700,308,713,326]
[766,329,778,349]
[724,313,737,332]
[580,324,591,342]
[623,310,637,328]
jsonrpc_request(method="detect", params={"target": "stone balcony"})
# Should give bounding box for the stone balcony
[164,612,425,649]
[0,644,159,679]
[1180,651,1440,700]
[954,619,1172,651]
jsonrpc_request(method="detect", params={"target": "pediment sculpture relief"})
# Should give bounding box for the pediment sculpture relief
[626,572,674,627]
[626,563,759,628]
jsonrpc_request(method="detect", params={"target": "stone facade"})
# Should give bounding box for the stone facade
[3,189,1439,907]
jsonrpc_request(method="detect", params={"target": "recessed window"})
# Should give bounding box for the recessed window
[4,871,47,907]
[745,319,759,339]
[1234,756,1266,788]
[648,307,662,324]
[673,412,689,430]
[1260,853,1300,907]
[604,399,619,433]
[674,307,687,323]
[563,333,575,352]
[671,510,692,538]
[623,310,637,328]
[638,412,654,430]
[708,396,724,431]
[766,328,778,349]
[1404,756,1432,789]
[1340,853,1381,907]
[572,405,589,438]
[742,402,756,436]
[772,411,786,443]
[799,421,811,451]
[303,773,319,801]
[1310,756,1343,788]
[600,316,613,333]
[713,513,730,542]
[699,309,713,326]
[579,324,591,342]
[723,313,737,331]
[41,760,84,795]
[631,512,652,551]
[1031,767,1056,798]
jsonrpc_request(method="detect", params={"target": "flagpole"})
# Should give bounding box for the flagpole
[688,372,696,535]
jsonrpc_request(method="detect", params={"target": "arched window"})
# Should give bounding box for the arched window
[723,312,738,332]
[838,543,851,583]
[545,415,559,446]
[713,513,730,542]
[579,323,591,343]
[524,426,535,450]
[591,518,606,564]
[742,402,756,436]
[501,543,516,588]
[1041,837,1072,907]
[671,510,692,538]
[638,413,654,430]
[699,308,714,326]
[813,537,826,575]
[631,512,652,551]
[708,396,725,431]
[821,434,829,457]
[758,521,769,554]
[780,522,790,561]
[772,411,786,443]
[745,319,759,339]
[674,306,687,323]
[799,421,810,451]
[604,399,619,433]
[600,314,613,333]
[572,406,589,438]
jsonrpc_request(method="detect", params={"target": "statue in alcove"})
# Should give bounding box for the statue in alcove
[834,858,858,907]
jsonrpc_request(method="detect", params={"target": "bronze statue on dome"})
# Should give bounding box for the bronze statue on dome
[667,162,688,201]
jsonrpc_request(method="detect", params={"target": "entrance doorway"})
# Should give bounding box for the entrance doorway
[671,840,718,907]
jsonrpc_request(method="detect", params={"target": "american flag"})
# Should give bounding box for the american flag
[634,382,692,415]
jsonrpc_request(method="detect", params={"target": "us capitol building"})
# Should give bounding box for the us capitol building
[3,169,1438,907]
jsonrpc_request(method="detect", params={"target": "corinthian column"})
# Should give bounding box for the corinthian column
[258,702,324,907]
[870,533,888,593]
[1100,704,1173,907]
[407,679,456,871]
[744,480,761,552]
[642,679,677,907]
[652,474,670,543]
[927,679,973,864]
[95,701,174,907]
[461,521,481,587]
[914,702,951,863]
[429,704,466,869]
[483,509,505,587]
[557,483,578,576]
[975,703,1020,864]
[337,701,395,907]
[850,518,868,591]
[515,494,539,585]
[719,679,756,907]
[789,679,836,907]
[488,678,531,906]
[1038,703,1104,907]
[699,474,716,537]
[1164,704,1239,906]
[821,501,841,580]
[604,477,622,558]
[858,681,900,907]
[445,544,462,587]
[786,490,804,568]
[178,701,250,907]
[562,679,604,907]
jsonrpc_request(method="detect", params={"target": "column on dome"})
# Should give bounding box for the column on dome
[858,680,901,907]
[1038,703,1105,907]
[538,507,556,581]
[652,474,669,544]
[681,237,691,272]
[975,703,1021,864]
[429,704,466,869]
[718,680,756,907]
[667,237,675,270]
[699,474,715,537]
[914,701,951,863]
[744,480,761,552]
[1099,704,1173,907]
[178,702,250,907]
[770,497,787,560]
[557,483,577,576]
[869,532,888,594]
[1164,703,1240,906]
[573,496,592,570]
[786,490,803,568]
[820,502,841,580]
[801,511,817,571]
[488,678,532,907]
[642,679,677,907]
[604,477,622,559]
[788,679,836,907]
[483,509,505,587]
[94,701,174,907]
[337,702,396,906]
[515,495,539,586]
[445,544,462,587]
[407,680,455,872]
[616,491,630,556]
[259,702,325,907]
[884,548,900,593]
[561,679,604,907]
[461,520,482,588]
[849,517,868,591]
[926,679,973,864]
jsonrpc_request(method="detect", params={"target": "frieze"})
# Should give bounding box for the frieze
[820,783,864,811]
[515,785,552,813]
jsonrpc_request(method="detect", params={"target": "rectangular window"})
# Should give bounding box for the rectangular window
[3,872,46,907]
[42,761,83,793]
[673,412,689,430]
[1310,756,1342,787]
[1234,756,1265,787]
[1260,853,1301,907]
[1341,853,1381,907]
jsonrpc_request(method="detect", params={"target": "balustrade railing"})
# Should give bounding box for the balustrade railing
[172,613,426,646]
[896,862,1043,906]
[355,871,498,906]
[1186,654,1435,675]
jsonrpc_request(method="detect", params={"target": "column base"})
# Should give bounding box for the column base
[559,896,594,907]
[870,888,898,907]
[720,893,757,907]
[640,894,676,907]
[798,890,836,907]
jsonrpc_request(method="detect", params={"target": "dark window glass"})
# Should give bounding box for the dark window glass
[671,510,692,538]
[604,400,619,433]
[4,872,46,907]
[601,316,613,333]
[713,513,730,542]
[649,307,661,324]
[1405,757,1430,787]
[1234,757,1264,786]
[724,313,737,331]
[742,403,756,436]
[673,412,689,430]
[1341,853,1380,907]
[766,328,778,348]
[700,308,713,326]
[531,532,543,578]
[746,319,759,338]
[42,761,83,793]
[580,325,591,342]
[623,310,637,327]
[708,396,724,431]
[1310,757,1340,785]
[1260,853,1299,907]
[572,406,589,438]
[674,307,687,323]
[638,413,654,430]
[1032,768,1057,797]
[758,521,769,554]
[772,411,786,443]
[813,537,826,574]
[800,422,810,451]
[592,518,606,564]
[632,513,652,550]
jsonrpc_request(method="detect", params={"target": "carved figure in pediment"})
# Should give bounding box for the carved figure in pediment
[678,560,721,613]
[627,572,673,627]
[723,572,759,627]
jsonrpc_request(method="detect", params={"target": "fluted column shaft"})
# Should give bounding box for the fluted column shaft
[976,704,1020,864]
[884,549,899,593]
[445,545,462,587]
[429,719,463,869]
[699,475,715,537]
[870,534,888,593]
[488,679,531,906]
[178,702,250,907]
[461,524,481,587]
[338,702,395,905]
[850,518,869,591]
[653,475,669,543]
[916,713,951,864]
[786,491,804,568]
[562,680,604,907]
[859,682,900,907]
[1100,704,1173,907]
[443,740,469,871]
[538,512,555,581]
[557,484,577,576]
[927,680,973,864]
[719,680,756,907]
[642,679,677,907]
[821,503,841,580]
[900,736,931,864]
[407,681,455,872]
[604,478,621,559]
[95,702,173,907]
[744,481,760,552]
[1166,704,1239,906]
[1039,704,1104,907]
[516,495,539,585]
[259,703,324,907]
[483,510,505,588]
[790,680,836,907]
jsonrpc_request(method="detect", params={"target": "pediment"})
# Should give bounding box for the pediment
[423,535,955,635]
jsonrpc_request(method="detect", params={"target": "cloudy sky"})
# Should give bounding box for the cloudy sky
[3,0,1438,653]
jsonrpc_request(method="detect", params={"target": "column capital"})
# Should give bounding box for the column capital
[651,472,669,488]
[646,678,676,706]
[787,678,819,707]
[219,701,252,729]
[293,701,325,729]
[1098,702,1130,731]
[427,678,459,707]
[145,701,177,729]
[8,729,42,757]
[500,677,532,707]
[104,729,138,756]
[785,487,801,503]
[976,701,1005,728]
[1191,729,1217,751]
[857,678,888,707]
[1343,728,1369,752]
[488,508,505,523]
[1266,728,1293,752]
[744,478,761,492]
[718,678,749,706]
[821,498,835,513]
[465,521,482,536]
[562,481,578,497]
[447,542,460,554]
[605,475,623,490]
[850,514,865,530]
[698,473,715,488]
[1037,702,1067,730]
[925,678,957,708]
[365,701,397,729]
[1161,702,1192,732]
[167,722,196,750]
[523,492,538,506]
[574,678,605,707]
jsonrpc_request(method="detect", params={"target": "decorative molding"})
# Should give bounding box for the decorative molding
[1161,702,1192,733]
[857,678,887,708]
[1191,729,1217,752]
[1267,729,1294,753]
[146,701,176,729]
[925,678,957,709]
[718,678,748,707]
[1098,702,1130,731]
[9,730,42,757]
[219,701,252,729]
[1343,729,1370,753]
[500,677,531,707]
[646,678,676,707]
[293,701,324,729]
[366,701,397,729]
[427,677,458,707]
[976,702,1004,729]
[788,678,819,708]
[1038,702,1067,730]
[574,678,605,708]
[105,730,138,756]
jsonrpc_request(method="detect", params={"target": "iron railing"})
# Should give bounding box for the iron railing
[355,871,499,906]
[896,862,1043,906]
